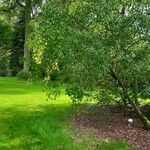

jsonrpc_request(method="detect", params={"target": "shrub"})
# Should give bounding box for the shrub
[142,104,150,120]
[50,70,59,81]
[0,59,9,77]
[16,70,32,81]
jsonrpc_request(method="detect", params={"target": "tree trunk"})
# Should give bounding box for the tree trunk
[23,0,31,71]
[109,68,150,130]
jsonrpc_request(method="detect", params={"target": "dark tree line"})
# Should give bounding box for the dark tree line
[0,0,43,76]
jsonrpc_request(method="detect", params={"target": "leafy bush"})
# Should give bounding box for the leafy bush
[50,70,60,81]
[16,70,32,81]
[10,17,24,76]
[0,19,12,77]
[0,59,11,77]
[142,104,150,120]
[0,60,7,76]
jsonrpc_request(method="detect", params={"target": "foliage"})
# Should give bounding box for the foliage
[16,70,32,81]
[9,10,25,76]
[0,59,9,76]
[143,104,150,120]
[29,0,150,129]
[0,0,45,73]
[0,18,12,76]
[0,19,12,57]
[30,0,150,99]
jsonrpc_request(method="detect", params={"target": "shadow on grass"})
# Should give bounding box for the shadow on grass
[0,104,83,150]
[0,78,44,95]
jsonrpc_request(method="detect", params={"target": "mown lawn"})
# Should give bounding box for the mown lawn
[0,77,131,150]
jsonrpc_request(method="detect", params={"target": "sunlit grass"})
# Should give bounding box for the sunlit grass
[0,77,80,150]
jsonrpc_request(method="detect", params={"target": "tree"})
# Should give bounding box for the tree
[10,10,25,75]
[23,0,31,71]
[23,0,46,71]
[0,18,12,76]
[0,0,44,73]
[30,0,150,129]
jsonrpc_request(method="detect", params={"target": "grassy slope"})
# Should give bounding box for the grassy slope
[0,77,131,150]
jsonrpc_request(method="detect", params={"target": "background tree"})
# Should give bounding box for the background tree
[10,10,25,75]
[0,18,12,76]
[0,0,45,75]
[23,0,31,71]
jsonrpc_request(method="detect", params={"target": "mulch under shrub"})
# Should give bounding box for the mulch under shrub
[70,105,150,150]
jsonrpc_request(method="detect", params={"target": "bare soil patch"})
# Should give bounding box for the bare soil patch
[70,105,150,150]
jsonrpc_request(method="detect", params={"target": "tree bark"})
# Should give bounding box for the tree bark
[109,68,150,130]
[23,0,31,71]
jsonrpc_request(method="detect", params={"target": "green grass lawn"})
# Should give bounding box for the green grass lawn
[0,77,131,150]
